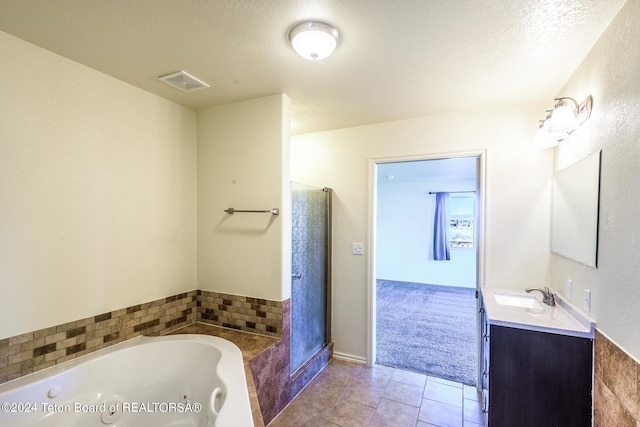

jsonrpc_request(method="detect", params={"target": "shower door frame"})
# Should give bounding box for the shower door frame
[325,187,333,346]
[290,183,333,375]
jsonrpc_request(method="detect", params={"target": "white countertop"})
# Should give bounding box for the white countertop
[482,288,595,339]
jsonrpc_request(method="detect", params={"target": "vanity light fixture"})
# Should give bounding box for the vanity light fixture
[533,109,572,149]
[533,119,560,149]
[533,95,593,149]
[288,21,341,60]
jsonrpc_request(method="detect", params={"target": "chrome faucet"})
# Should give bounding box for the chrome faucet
[525,287,556,306]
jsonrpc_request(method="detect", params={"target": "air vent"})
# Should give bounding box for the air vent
[158,70,209,92]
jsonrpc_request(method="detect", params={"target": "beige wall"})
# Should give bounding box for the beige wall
[552,0,640,361]
[4,0,638,368]
[292,104,553,361]
[197,94,291,302]
[0,29,293,345]
[0,31,197,340]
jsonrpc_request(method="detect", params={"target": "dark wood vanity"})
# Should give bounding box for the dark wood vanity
[481,291,594,427]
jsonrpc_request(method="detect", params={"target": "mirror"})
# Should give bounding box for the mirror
[551,151,601,267]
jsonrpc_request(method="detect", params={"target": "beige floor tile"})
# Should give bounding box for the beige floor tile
[268,397,328,427]
[391,368,428,388]
[297,378,346,409]
[264,357,480,426]
[342,380,387,408]
[372,363,396,372]
[429,375,464,388]
[423,380,464,407]
[314,359,359,387]
[383,379,424,407]
[463,384,480,401]
[463,397,484,424]
[419,398,464,427]
[370,398,420,427]
[353,364,394,386]
[325,399,376,427]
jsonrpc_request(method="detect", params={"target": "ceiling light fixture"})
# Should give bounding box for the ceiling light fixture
[288,21,341,61]
[533,95,593,149]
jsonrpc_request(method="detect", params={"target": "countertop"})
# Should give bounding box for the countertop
[482,288,595,339]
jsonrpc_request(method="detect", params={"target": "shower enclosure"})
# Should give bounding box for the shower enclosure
[290,182,332,374]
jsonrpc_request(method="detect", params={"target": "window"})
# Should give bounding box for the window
[449,196,474,248]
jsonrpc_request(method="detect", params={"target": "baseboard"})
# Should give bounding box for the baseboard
[333,351,367,365]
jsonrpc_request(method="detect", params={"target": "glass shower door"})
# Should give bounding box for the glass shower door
[290,182,331,374]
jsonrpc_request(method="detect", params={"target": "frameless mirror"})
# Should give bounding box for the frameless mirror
[551,151,601,267]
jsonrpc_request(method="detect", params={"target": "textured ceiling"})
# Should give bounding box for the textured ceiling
[0,0,626,134]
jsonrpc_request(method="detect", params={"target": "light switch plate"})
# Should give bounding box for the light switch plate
[352,243,364,255]
[584,289,591,312]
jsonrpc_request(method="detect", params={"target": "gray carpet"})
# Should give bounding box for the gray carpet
[376,280,477,386]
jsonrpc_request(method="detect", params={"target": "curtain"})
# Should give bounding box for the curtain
[433,192,450,261]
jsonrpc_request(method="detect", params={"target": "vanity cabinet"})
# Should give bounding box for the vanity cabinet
[481,307,593,427]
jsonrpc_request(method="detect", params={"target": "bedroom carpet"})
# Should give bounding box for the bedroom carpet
[376,280,477,386]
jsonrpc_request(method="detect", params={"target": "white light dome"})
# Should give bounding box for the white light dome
[547,104,579,133]
[288,21,341,61]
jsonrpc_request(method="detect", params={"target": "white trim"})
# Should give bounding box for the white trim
[475,153,487,388]
[476,152,487,292]
[367,150,487,379]
[333,351,368,365]
[366,159,377,366]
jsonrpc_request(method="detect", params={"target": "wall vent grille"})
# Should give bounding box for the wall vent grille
[158,70,209,92]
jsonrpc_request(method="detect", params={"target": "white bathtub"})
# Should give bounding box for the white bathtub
[0,334,254,427]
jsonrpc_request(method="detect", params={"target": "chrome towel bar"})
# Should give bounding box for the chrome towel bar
[224,208,279,215]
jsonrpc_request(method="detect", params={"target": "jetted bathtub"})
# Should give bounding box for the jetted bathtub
[0,334,254,426]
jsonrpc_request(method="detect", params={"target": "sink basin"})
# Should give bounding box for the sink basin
[493,292,543,309]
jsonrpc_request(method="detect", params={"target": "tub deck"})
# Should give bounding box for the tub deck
[169,323,278,427]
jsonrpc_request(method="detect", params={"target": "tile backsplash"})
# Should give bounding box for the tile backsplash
[0,289,284,385]
[594,330,640,427]
[197,290,283,337]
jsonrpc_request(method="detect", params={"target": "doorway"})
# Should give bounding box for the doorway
[369,154,484,387]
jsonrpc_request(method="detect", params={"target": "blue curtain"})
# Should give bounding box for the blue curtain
[433,192,450,261]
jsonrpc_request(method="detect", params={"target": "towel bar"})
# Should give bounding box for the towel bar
[224,208,279,215]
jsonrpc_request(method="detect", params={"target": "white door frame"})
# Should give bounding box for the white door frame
[366,150,487,383]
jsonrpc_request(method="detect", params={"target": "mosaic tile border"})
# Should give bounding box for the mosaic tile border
[0,290,285,385]
[197,290,283,337]
[0,291,197,384]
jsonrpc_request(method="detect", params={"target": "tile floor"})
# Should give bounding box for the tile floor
[269,359,484,427]
[169,323,484,427]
